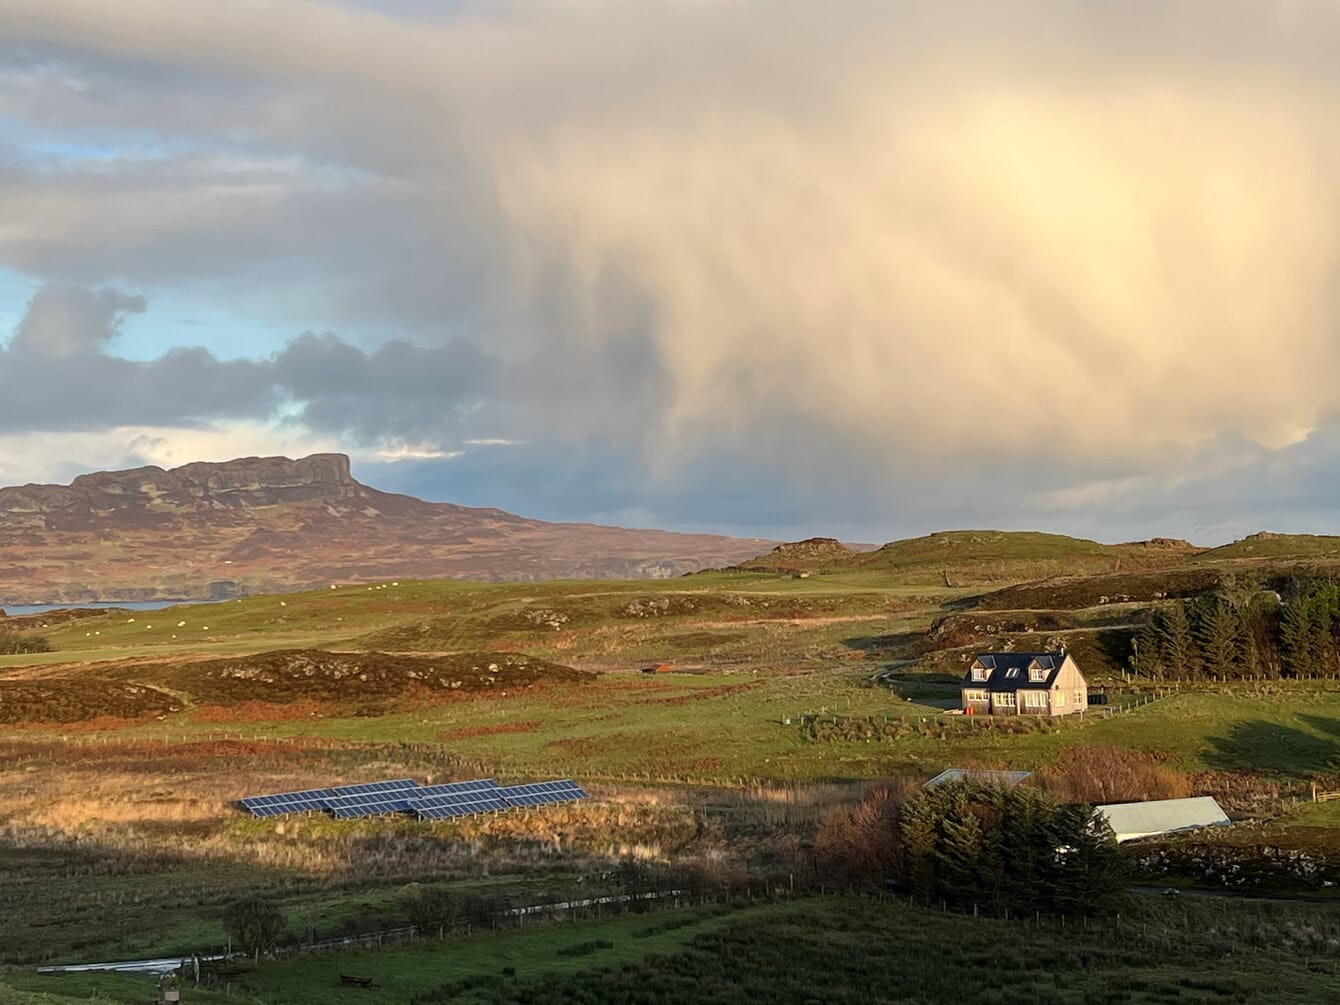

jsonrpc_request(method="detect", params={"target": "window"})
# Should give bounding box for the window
[1075,690,1085,706]
[1005,667,1019,678]
[992,692,1013,706]
[1029,666,1046,682]
[971,667,988,682]
[1054,690,1066,706]
[964,689,987,702]
[1023,691,1047,708]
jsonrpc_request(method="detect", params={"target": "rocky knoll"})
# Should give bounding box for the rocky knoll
[0,454,774,604]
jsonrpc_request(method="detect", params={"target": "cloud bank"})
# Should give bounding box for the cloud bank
[2,1,1339,540]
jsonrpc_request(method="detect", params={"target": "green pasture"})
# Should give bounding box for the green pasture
[0,572,944,673]
[12,894,1340,1005]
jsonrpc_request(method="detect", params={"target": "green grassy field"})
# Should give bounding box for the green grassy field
[12,894,1340,1005]
[6,555,1340,986]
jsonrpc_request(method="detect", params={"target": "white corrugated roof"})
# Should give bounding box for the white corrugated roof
[1095,796,1229,843]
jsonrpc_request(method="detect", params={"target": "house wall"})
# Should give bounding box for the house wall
[1046,655,1088,716]
[961,688,990,714]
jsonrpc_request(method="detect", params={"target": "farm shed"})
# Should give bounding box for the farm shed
[1095,796,1230,843]
[924,768,1033,789]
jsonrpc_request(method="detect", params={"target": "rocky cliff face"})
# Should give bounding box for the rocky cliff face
[0,453,364,530]
[0,454,774,603]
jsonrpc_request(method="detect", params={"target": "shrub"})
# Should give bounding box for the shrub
[1039,746,1191,804]
[222,895,287,961]
[0,634,52,655]
[400,882,456,933]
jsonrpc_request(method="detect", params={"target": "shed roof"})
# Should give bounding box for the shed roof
[924,768,1033,789]
[1095,796,1229,843]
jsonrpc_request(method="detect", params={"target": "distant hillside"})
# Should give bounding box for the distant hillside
[1192,531,1340,563]
[734,530,1201,586]
[0,453,775,605]
[732,537,862,572]
[858,530,1197,577]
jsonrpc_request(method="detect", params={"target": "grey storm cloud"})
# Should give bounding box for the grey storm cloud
[0,284,275,432]
[9,284,145,357]
[4,1,1340,539]
[0,283,503,442]
[270,331,504,440]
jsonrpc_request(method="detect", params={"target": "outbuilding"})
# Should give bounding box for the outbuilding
[1095,796,1230,843]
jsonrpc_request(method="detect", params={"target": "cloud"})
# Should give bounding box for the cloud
[9,283,144,357]
[3,2,1340,540]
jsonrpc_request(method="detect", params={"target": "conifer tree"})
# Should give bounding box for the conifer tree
[1281,598,1317,678]
[1160,602,1198,680]
[1197,597,1240,680]
[1128,623,1164,680]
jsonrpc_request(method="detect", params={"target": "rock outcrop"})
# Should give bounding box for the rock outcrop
[0,453,363,530]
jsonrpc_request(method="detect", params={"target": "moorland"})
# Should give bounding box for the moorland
[7,527,1340,1001]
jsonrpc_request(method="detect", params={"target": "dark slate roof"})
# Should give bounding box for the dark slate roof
[962,652,1067,692]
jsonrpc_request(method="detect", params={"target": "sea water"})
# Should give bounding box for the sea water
[1,599,225,616]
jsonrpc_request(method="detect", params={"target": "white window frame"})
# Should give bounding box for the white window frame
[1005,667,1019,679]
[1029,667,1046,682]
[971,667,988,682]
[1054,690,1066,706]
[1022,690,1048,708]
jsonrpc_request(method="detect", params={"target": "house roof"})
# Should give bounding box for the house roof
[962,652,1070,692]
[1095,796,1230,843]
[924,768,1033,789]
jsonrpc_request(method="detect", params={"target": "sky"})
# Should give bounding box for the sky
[1,1,1339,545]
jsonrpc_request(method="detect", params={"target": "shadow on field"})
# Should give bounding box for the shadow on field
[1296,713,1340,743]
[1205,720,1340,777]
[0,836,305,966]
[841,632,924,659]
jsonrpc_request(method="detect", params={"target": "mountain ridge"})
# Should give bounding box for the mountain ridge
[0,453,775,604]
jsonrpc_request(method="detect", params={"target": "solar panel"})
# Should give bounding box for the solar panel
[412,794,509,820]
[240,777,586,821]
[496,779,587,808]
[328,778,420,798]
[411,792,508,812]
[326,792,420,818]
[240,787,335,817]
[413,779,500,798]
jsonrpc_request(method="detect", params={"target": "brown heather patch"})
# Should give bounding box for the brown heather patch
[194,699,328,723]
[438,720,540,741]
[7,712,167,732]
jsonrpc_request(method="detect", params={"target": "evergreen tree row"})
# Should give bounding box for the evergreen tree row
[1129,581,1340,680]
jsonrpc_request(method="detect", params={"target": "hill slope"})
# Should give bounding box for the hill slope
[734,530,1200,586]
[0,454,773,604]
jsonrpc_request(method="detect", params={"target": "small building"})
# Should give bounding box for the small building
[924,768,1033,789]
[961,650,1087,716]
[1095,796,1230,843]
[640,663,672,674]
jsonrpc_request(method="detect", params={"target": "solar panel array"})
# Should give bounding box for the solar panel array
[239,778,587,821]
[495,780,587,807]
[240,787,334,817]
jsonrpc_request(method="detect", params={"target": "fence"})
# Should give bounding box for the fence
[794,689,1174,742]
[1311,784,1340,803]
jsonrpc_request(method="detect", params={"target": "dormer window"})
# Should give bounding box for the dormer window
[1029,666,1046,682]
[971,666,988,682]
